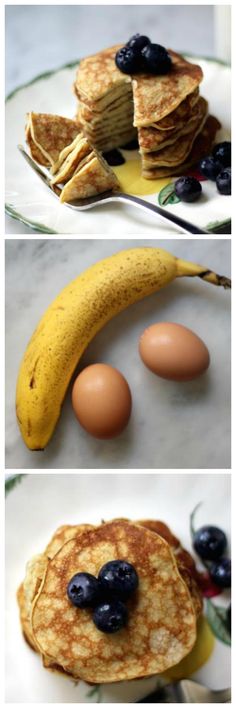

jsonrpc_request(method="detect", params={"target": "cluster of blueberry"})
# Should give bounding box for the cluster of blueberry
[67,559,139,633]
[174,141,231,203]
[115,34,172,76]
[193,525,231,630]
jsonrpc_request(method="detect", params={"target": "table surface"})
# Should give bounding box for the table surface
[5,4,215,234]
[5,238,231,470]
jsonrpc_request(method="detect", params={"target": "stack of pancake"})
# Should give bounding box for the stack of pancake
[18,518,202,684]
[74,46,220,178]
[25,112,118,201]
[74,45,137,152]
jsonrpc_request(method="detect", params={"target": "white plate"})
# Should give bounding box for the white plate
[5,238,231,470]
[5,57,231,235]
[5,472,231,703]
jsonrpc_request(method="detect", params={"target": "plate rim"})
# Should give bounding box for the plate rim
[5,55,231,235]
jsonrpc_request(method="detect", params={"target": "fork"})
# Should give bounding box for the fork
[137,678,231,702]
[18,145,210,235]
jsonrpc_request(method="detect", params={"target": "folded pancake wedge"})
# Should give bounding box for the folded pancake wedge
[141,98,208,168]
[132,51,203,128]
[50,134,92,183]
[26,113,80,167]
[59,150,119,202]
[142,115,221,178]
[31,520,197,683]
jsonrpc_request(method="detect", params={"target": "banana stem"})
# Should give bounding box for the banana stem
[176,258,231,289]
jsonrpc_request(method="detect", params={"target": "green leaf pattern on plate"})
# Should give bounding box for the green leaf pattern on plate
[86,685,102,702]
[189,501,202,540]
[5,474,25,496]
[158,182,180,206]
[206,599,231,646]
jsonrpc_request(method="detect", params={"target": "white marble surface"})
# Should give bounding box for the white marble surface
[5,4,215,234]
[5,238,231,470]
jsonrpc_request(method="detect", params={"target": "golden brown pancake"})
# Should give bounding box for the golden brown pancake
[31,520,197,683]
[132,51,203,128]
[74,45,130,106]
[59,150,119,202]
[25,113,80,167]
[50,134,92,184]
[138,93,203,153]
[140,98,207,168]
[137,520,202,619]
[150,87,199,132]
[18,524,95,657]
[142,115,221,178]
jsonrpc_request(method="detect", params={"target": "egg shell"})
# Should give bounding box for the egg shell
[139,322,210,382]
[72,363,132,439]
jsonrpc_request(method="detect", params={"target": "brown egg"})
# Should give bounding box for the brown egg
[72,363,132,439]
[139,322,210,381]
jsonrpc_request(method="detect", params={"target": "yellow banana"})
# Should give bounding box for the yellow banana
[16,247,230,450]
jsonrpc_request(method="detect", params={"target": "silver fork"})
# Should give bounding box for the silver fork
[137,678,231,702]
[18,145,210,235]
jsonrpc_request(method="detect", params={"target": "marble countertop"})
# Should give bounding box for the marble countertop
[5,4,216,234]
[5,238,231,470]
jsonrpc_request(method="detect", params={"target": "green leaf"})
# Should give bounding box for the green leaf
[206,599,231,646]
[158,182,180,206]
[190,502,202,540]
[86,685,102,702]
[5,474,25,496]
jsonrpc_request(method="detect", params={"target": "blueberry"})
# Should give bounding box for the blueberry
[213,141,231,167]
[93,599,128,633]
[174,176,202,202]
[216,167,231,195]
[121,138,139,150]
[67,572,100,608]
[127,34,151,52]
[141,43,172,75]
[98,560,139,599]
[103,149,125,166]
[210,558,231,588]
[193,525,227,560]
[115,46,142,74]
[199,156,222,180]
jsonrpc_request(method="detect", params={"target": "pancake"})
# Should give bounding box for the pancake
[46,523,95,559]
[141,98,208,168]
[18,524,95,656]
[18,554,47,651]
[74,45,130,107]
[31,520,197,683]
[138,93,203,153]
[50,134,92,183]
[132,51,203,128]
[137,520,202,619]
[79,93,134,125]
[59,150,119,203]
[142,114,221,178]
[25,113,80,167]
[150,87,199,132]
[17,583,39,651]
